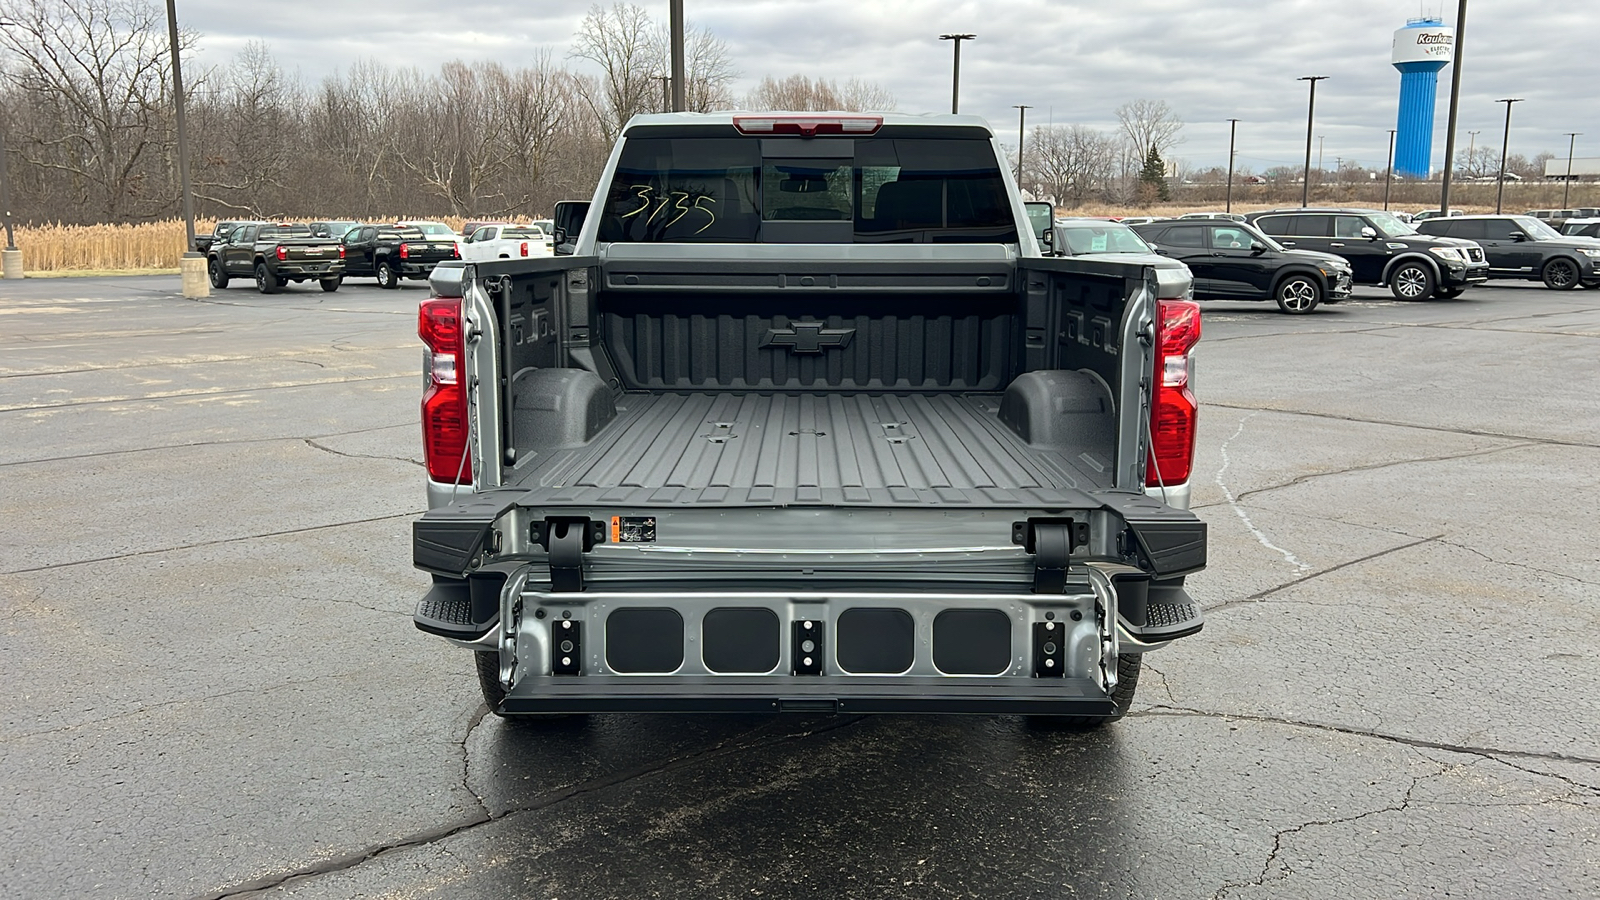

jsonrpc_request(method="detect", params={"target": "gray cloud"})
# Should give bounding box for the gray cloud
[180,0,1598,171]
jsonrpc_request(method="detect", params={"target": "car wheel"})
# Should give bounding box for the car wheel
[376,260,398,289]
[254,263,279,294]
[1389,262,1434,301]
[1541,258,1580,290]
[1435,286,1466,299]
[1027,654,1141,730]
[1274,274,1322,314]
[207,257,228,289]
[320,276,342,293]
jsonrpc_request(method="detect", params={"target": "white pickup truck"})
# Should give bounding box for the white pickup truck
[459,224,553,263]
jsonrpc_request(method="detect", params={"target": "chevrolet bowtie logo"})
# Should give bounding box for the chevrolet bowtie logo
[761,322,856,354]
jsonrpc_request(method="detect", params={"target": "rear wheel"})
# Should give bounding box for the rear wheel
[1027,654,1142,730]
[320,276,342,292]
[1389,261,1434,300]
[208,257,228,289]
[1542,258,1581,290]
[376,259,398,289]
[254,263,280,294]
[1273,274,1321,314]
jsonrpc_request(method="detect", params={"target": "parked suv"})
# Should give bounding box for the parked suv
[1416,215,1600,290]
[1248,208,1488,300]
[1131,218,1352,314]
[1561,218,1600,239]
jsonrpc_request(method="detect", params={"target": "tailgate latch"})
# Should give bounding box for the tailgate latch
[1013,518,1090,593]
[531,518,606,592]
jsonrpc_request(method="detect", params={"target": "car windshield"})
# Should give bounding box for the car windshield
[407,223,454,236]
[260,224,312,239]
[1056,223,1152,255]
[1513,217,1564,240]
[502,227,545,239]
[1365,211,1416,237]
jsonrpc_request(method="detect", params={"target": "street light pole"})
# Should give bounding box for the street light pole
[1013,105,1031,184]
[939,34,976,114]
[1225,118,1239,213]
[0,112,14,251]
[1439,0,1469,217]
[1467,130,1479,168]
[165,0,196,254]
[1494,97,1522,214]
[656,75,670,113]
[1384,129,1397,210]
[668,0,685,112]
[1563,132,1580,208]
[1298,76,1328,208]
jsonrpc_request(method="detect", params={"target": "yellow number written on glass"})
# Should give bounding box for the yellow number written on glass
[618,184,653,219]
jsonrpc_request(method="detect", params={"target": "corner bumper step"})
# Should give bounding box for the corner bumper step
[413,578,499,640]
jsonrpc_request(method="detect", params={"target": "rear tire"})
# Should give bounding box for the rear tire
[208,257,228,289]
[1542,258,1581,290]
[1273,274,1321,314]
[1027,653,1142,730]
[1389,261,1434,301]
[320,276,342,292]
[254,263,280,294]
[376,260,398,289]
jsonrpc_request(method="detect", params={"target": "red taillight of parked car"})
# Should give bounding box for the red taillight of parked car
[520,242,529,257]
[338,246,346,259]
[275,245,287,262]
[399,242,411,259]
[1146,299,1201,488]
[419,297,472,484]
[450,243,460,259]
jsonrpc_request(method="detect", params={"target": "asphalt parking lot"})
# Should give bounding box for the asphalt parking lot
[2,275,1596,899]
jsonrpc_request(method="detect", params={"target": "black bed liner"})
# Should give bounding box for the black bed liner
[508,391,1113,508]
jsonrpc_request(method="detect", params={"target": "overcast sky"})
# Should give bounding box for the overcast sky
[179,0,1598,173]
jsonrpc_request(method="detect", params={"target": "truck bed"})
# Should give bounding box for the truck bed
[506,390,1113,508]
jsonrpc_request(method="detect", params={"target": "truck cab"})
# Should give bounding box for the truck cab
[411,113,1208,726]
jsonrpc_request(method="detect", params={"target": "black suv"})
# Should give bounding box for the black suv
[1130,218,1353,314]
[1247,208,1488,300]
[1417,215,1600,290]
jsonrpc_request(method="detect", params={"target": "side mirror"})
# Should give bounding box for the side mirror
[1024,201,1054,242]
[1249,241,1268,254]
[1509,231,1527,242]
[1360,226,1378,240]
[552,200,590,255]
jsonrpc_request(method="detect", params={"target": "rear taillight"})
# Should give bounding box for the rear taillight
[419,297,472,484]
[338,246,346,259]
[451,243,460,259]
[1146,299,1201,487]
[399,242,411,259]
[275,245,286,261]
[520,241,529,257]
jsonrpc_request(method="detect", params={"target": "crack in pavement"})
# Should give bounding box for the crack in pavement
[0,373,413,414]
[191,714,869,900]
[304,438,424,469]
[1208,763,1443,899]
[0,511,422,576]
[1226,441,1535,505]
[1132,706,1600,767]
[1436,538,1600,589]
[0,424,412,469]
[1205,534,1446,611]
[1205,402,1600,450]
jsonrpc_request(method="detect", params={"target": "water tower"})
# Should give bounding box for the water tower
[1392,17,1455,178]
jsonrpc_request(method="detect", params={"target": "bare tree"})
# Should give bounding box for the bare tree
[570,2,661,141]
[192,42,295,216]
[1025,124,1118,207]
[1116,99,1183,161]
[746,74,895,111]
[677,24,737,112]
[0,0,193,218]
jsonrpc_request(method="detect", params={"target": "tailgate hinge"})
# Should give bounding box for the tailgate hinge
[1013,518,1090,593]
[531,518,606,592]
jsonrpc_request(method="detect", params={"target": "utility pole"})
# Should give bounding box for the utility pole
[1298,76,1328,208]
[1439,0,1469,217]
[1225,118,1240,213]
[1013,105,1032,184]
[940,34,976,114]
[656,75,671,113]
[1563,132,1581,208]
[165,0,205,297]
[0,109,18,279]
[1467,130,1480,171]
[668,0,685,112]
[1495,97,1522,214]
[1384,129,1397,210]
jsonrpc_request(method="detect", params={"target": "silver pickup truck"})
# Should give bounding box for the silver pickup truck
[411,112,1207,727]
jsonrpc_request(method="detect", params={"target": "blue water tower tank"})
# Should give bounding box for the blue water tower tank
[1392,18,1456,179]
